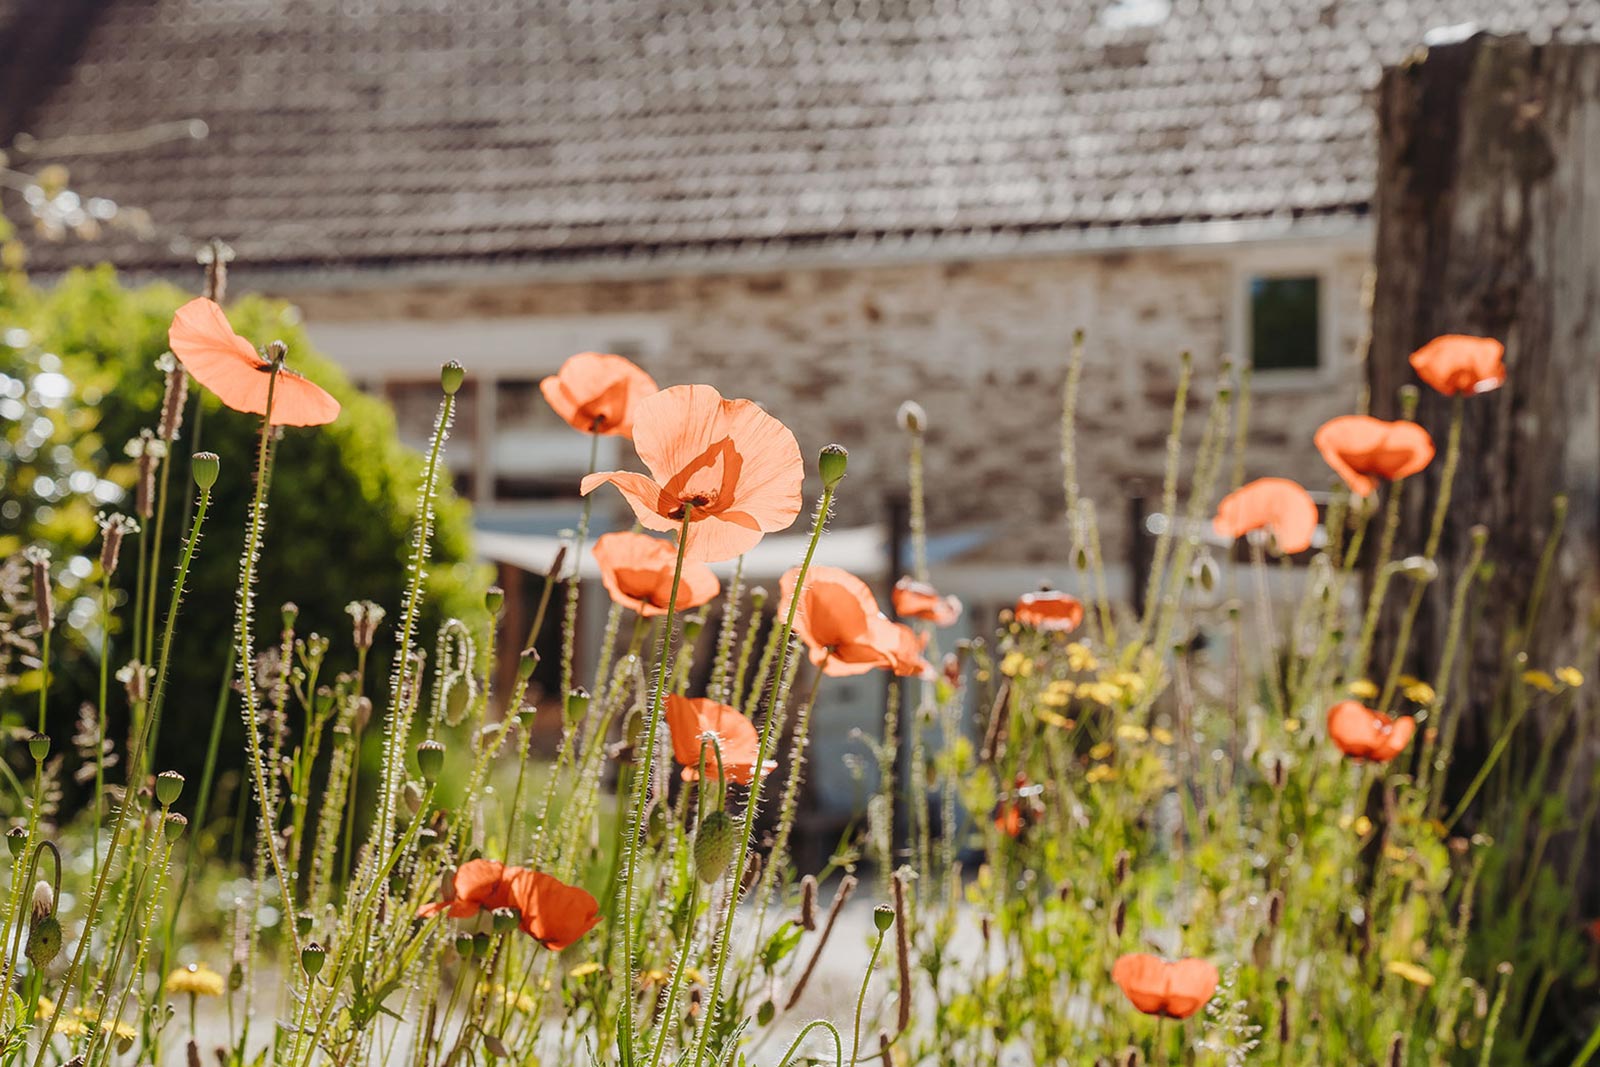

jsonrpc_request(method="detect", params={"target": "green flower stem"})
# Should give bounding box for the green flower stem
[230,361,303,960]
[142,433,175,668]
[692,483,835,1067]
[1377,395,1465,712]
[560,431,601,698]
[94,572,110,871]
[776,1019,845,1067]
[848,925,889,1066]
[619,506,694,1062]
[375,387,453,867]
[31,483,212,1067]
[1138,351,1193,644]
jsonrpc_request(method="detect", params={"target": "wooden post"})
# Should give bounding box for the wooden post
[1369,34,1600,752]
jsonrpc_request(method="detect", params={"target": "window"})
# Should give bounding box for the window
[1248,275,1321,373]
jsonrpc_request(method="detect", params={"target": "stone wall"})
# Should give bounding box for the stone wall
[283,240,1371,571]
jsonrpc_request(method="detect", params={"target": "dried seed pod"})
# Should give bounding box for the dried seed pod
[797,875,818,931]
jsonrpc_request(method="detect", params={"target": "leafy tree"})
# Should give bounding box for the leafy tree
[0,265,486,797]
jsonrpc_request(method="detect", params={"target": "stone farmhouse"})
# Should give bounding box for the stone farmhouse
[4,0,1597,628]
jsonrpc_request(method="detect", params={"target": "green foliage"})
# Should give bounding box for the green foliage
[0,266,486,789]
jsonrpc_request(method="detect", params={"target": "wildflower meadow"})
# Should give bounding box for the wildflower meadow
[1,253,1596,1067]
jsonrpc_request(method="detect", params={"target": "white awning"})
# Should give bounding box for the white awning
[474,525,889,582]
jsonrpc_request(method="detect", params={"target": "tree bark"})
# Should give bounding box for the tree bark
[1369,35,1600,786]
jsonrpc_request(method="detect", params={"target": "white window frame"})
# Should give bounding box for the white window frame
[303,314,670,512]
[1227,249,1340,392]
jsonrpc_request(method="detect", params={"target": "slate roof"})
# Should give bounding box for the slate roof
[3,0,1599,277]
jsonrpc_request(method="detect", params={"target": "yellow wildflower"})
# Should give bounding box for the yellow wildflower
[1066,643,1098,672]
[1352,815,1373,837]
[1151,727,1175,746]
[1403,681,1437,705]
[1036,709,1073,729]
[1383,844,1409,863]
[1040,680,1075,709]
[1115,724,1149,743]
[1110,671,1146,697]
[1079,682,1122,707]
[1284,718,1302,733]
[1384,960,1435,987]
[1000,651,1033,678]
[1085,765,1119,784]
[1348,679,1379,700]
[568,961,603,979]
[165,962,226,998]
[1558,666,1585,688]
[1088,741,1114,761]
[1523,669,1558,693]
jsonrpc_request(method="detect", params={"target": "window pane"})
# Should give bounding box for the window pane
[1250,276,1320,371]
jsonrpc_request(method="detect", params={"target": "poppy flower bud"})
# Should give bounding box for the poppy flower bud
[564,688,590,725]
[25,892,60,968]
[484,586,504,615]
[818,444,849,488]
[896,400,925,434]
[296,912,315,938]
[873,904,896,933]
[229,961,245,992]
[491,907,519,934]
[27,734,48,763]
[301,941,325,976]
[440,360,466,396]
[281,603,299,632]
[265,340,288,365]
[472,931,491,957]
[1397,556,1437,584]
[517,648,540,682]
[163,813,188,840]
[416,740,445,784]
[455,934,476,960]
[756,999,776,1027]
[6,828,24,857]
[156,770,185,807]
[694,810,735,884]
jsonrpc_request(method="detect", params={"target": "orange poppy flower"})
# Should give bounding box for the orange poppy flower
[1214,477,1318,554]
[1313,416,1435,497]
[417,858,522,920]
[780,565,930,677]
[592,532,721,617]
[892,577,962,627]
[168,298,340,427]
[540,351,659,436]
[1111,954,1220,1019]
[581,385,804,563]
[1326,700,1416,762]
[1013,591,1085,633]
[664,695,775,785]
[1409,334,1506,396]
[507,869,603,950]
[417,859,600,950]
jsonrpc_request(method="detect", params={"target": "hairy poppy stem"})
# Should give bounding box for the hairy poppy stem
[623,505,694,1065]
[561,431,601,699]
[848,924,889,1066]
[32,483,213,1067]
[230,361,303,963]
[691,483,836,1067]
[774,1019,845,1067]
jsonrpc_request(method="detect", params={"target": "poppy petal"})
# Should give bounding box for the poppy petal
[580,471,679,534]
[541,352,658,436]
[1214,477,1318,554]
[168,298,340,427]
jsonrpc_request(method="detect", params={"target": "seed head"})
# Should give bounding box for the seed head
[300,941,326,977]
[818,444,849,488]
[440,361,466,395]
[156,770,185,807]
[191,451,220,491]
[873,904,896,933]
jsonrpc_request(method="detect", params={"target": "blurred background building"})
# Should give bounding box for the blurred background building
[4,0,1597,817]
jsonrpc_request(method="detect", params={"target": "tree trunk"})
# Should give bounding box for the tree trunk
[1369,34,1600,819]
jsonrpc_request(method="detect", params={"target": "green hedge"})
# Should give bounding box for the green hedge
[0,265,487,795]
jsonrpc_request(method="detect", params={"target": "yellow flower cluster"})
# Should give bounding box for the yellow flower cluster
[1524,667,1585,692]
[164,962,226,998]
[1000,651,1034,678]
[1065,642,1098,673]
